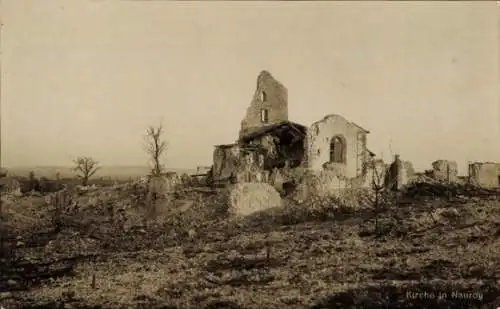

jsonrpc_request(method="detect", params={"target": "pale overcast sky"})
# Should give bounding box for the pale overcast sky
[1,1,499,174]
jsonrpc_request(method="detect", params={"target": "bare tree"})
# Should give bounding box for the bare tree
[371,161,386,235]
[73,156,100,186]
[145,123,167,177]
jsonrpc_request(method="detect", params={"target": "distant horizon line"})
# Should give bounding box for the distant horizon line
[2,165,198,170]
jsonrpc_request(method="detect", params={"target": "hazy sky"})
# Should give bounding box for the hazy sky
[2,1,498,174]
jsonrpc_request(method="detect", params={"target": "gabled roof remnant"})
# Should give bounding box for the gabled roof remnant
[313,114,369,134]
[239,121,307,143]
[351,121,370,133]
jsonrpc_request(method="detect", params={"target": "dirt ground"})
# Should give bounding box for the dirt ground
[1,183,500,309]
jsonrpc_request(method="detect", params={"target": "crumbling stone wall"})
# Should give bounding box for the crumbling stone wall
[432,160,458,183]
[469,162,500,188]
[212,145,241,181]
[305,114,368,179]
[291,169,350,202]
[384,155,414,190]
[270,168,285,192]
[239,70,288,138]
[213,142,276,184]
[314,171,350,197]
[236,152,262,183]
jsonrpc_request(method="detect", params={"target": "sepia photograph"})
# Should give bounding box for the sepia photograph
[1,1,499,308]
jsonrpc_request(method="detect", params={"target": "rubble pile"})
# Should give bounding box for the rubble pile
[403,181,499,199]
[1,195,49,232]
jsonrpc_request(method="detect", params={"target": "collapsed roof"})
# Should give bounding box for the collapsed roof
[238,120,307,143]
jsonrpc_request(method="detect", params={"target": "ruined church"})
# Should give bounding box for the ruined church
[211,70,377,195]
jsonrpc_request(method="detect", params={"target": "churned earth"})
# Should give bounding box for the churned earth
[1,183,500,309]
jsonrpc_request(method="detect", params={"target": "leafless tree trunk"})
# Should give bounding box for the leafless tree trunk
[73,156,100,186]
[143,124,167,224]
[371,163,385,235]
[145,123,167,177]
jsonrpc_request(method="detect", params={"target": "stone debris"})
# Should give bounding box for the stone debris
[403,181,499,199]
[229,183,283,216]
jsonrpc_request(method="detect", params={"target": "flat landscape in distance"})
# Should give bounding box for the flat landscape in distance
[4,166,197,180]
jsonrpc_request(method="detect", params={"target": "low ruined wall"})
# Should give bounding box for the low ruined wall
[292,169,348,201]
[432,160,458,183]
[291,169,375,210]
[228,182,283,216]
[290,160,388,202]
[470,163,500,188]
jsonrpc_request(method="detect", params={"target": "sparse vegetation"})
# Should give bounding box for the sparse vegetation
[1,175,499,308]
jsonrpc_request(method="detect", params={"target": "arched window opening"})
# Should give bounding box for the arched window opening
[260,91,267,102]
[330,136,345,163]
[261,109,269,123]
